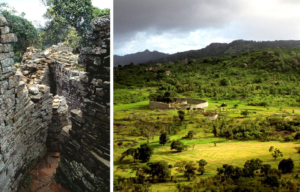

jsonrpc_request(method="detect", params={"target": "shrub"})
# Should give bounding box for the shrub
[220,78,229,86]
[278,158,294,173]
[171,140,186,152]
[284,135,294,142]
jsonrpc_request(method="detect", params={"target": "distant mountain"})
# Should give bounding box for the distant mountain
[114,49,169,66]
[114,40,300,66]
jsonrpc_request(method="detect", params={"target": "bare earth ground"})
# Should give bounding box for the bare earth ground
[18,152,70,192]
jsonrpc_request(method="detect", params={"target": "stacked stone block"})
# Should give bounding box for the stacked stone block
[46,95,69,152]
[0,13,53,192]
[56,15,110,192]
[20,44,86,112]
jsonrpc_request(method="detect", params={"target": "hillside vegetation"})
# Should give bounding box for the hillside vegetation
[114,47,300,192]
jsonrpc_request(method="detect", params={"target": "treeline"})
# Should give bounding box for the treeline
[0,1,110,62]
[114,157,297,192]
[114,47,300,106]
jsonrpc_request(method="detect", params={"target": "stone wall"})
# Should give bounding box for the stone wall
[175,98,209,110]
[149,100,171,109]
[0,13,53,192]
[20,44,86,112]
[149,98,208,110]
[56,16,110,192]
[46,95,68,152]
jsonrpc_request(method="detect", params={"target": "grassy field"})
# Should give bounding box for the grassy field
[114,95,300,191]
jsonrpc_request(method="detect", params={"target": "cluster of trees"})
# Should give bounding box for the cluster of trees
[120,144,154,163]
[148,89,177,103]
[115,159,208,191]
[0,1,109,62]
[212,116,300,141]
[114,47,300,107]
[176,158,295,192]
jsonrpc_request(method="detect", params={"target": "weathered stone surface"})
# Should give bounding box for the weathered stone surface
[0,52,14,60]
[0,34,17,43]
[56,15,110,192]
[0,58,13,68]
[0,44,12,53]
[0,26,9,34]
[28,84,39,95]
[0,14,53,192]
[0,13,8,27]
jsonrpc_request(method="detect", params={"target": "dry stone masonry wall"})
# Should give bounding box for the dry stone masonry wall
[56,15,110,192]
[46,95,69,152]
[0,13,53,192]
[20,44,85,112]
[0,13,110,192]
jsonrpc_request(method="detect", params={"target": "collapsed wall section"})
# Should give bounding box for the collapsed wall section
[0,13,53,192]
[56,15,110,192]
[20,44,87,112]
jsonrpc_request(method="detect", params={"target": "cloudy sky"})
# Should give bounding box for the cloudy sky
[114,0,300,56]
[1,0,111,27]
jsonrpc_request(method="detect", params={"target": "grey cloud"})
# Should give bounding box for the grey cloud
[114,0,243,50]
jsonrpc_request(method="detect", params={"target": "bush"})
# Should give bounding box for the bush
[220,78,229,86]
[294,132,300,140]
[278,158,294,173]
[284,135,294,142]
[171,140,186,152]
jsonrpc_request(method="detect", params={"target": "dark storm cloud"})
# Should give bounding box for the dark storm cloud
[114,0,300,55]
[114,0,243,49]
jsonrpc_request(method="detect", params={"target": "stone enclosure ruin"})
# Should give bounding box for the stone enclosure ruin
[0,13,110,192]
[149,97,208,110]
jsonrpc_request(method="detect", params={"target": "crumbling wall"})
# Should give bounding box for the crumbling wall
[20,44,85,112]
[56,15,110,192]
[0,13,53,192]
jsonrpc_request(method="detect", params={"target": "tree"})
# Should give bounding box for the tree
[171,140,187,152]
[174,161,197,181]
[198,159,207,175]
[137,120,158,144]
[147,161,171,181]
[119,148,138,163]
[278,158,294,173]
[138,144,154,162]
[212,122,218,137]
[264,175,279,187]
[148,90,176,103]
[178,110,185,122]
[92,7,110,18]
[63,27,81,52]
[271,148,283,160]
[241,110,249,117]
[1,4,40,61]
[243,158,263,177]
[187,130,196,140]
[159,132,169,145]
[41,0,94,36]
[117,141,123,148]
[261,164,271,175]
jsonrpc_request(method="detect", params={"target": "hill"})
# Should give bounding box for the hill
[114,39,300,66]
[113,49,168,66]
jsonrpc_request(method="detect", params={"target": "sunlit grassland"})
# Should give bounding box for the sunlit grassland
[114,91,300,191]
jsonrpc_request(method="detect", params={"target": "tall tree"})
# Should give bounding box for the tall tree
[0,3,40,61]
[41,0,93,35]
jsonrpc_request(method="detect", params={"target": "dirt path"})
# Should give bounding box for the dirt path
[18,152,70,192]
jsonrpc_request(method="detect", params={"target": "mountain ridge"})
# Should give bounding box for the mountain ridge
[114,39,300,66]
